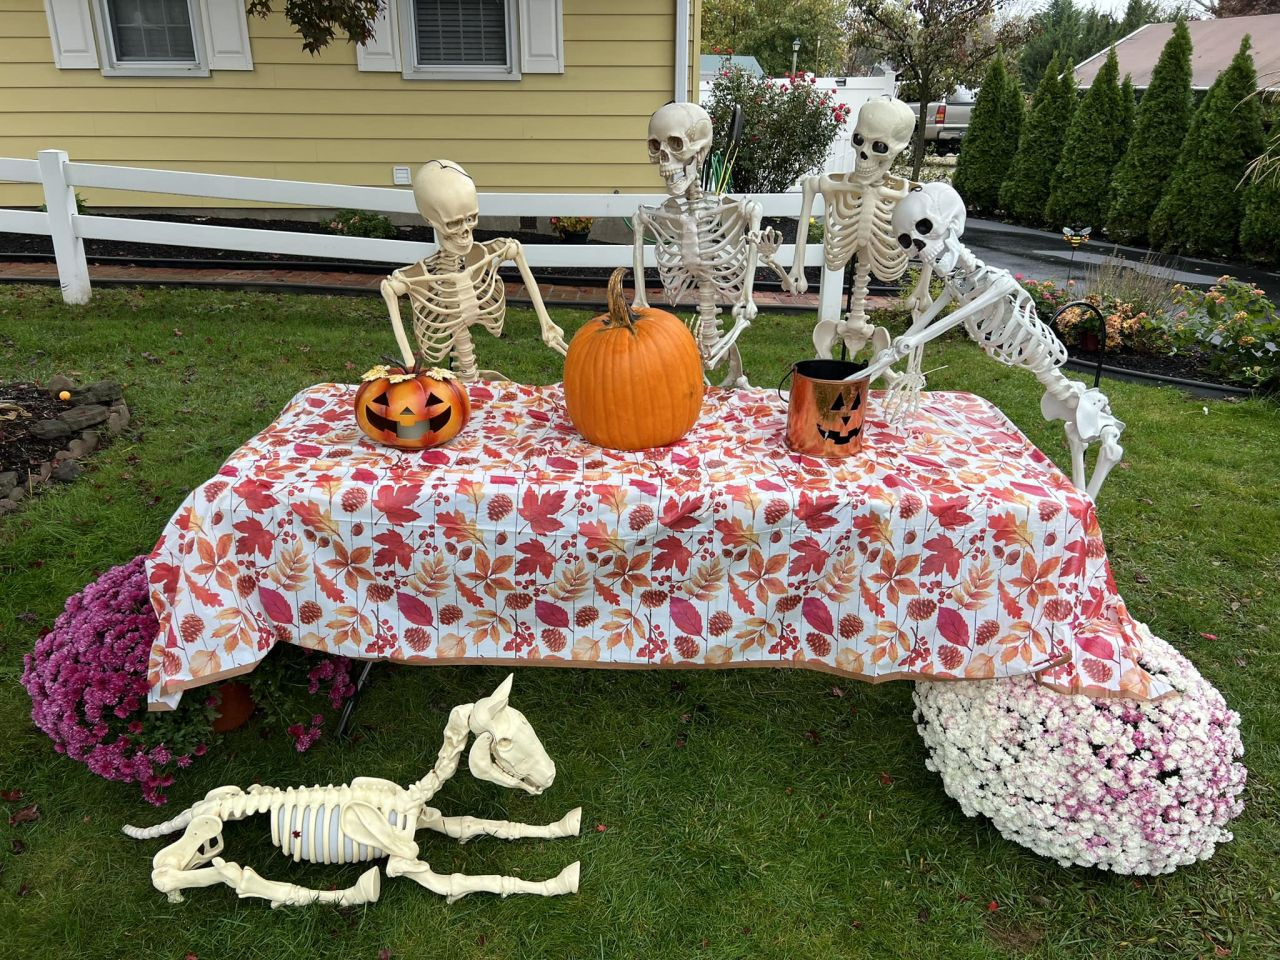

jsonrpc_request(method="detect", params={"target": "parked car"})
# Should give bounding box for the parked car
[903,89,976,155]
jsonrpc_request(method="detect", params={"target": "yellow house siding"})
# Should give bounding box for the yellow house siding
[0,0,700,207]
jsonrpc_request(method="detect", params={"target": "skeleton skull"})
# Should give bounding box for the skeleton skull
[467,675,556,795]
[647,102,713,197]
[849,98,916,186]
[893,182,967,275]
[414,159,479,260]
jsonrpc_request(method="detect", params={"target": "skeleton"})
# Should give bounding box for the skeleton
[631,102,793,387]
[790,98,919,361]
[859,182,1125,497]
[381,161,567,382]
[123,676,582,908]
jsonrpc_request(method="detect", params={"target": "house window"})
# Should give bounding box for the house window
[95,0,207,75]
[400,0,517,80]
[106,0,195,61]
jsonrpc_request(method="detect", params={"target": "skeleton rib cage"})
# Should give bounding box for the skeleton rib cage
[644,197,755,309]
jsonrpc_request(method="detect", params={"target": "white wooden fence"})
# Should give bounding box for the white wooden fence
[0,150,842,318]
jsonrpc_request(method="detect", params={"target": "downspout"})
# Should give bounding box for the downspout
[674,0,690,102]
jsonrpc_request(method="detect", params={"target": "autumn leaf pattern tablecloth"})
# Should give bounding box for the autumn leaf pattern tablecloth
[145,381,1167,709]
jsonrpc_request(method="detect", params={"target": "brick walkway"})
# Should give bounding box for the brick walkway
[0,259,895,312]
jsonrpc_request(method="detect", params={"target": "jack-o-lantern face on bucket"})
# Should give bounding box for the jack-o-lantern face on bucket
[355,362,471,450]
[814,384,863,446]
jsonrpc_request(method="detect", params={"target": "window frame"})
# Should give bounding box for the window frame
[397,0,521,82]
[93,0,209,77]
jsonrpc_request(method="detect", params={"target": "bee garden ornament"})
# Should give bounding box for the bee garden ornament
[124,676,582,908]
[381,161,568,382]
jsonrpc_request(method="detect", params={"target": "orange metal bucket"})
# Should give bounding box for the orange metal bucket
[782,358,869,457]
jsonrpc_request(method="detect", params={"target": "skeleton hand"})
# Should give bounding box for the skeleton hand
[539,317,568,356]
[755,226,782,260]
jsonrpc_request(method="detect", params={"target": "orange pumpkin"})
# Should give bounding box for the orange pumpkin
[563,268,704,450]
[354,360,471,450]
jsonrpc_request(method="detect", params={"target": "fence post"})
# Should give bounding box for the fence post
[37,149,91,305]
[817,262,842,322]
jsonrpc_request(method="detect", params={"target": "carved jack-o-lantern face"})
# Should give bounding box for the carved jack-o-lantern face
[814,384,863,446]
[354,363,471,450]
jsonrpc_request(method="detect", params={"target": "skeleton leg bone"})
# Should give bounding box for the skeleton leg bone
[419,806,582,845]
[218,860,382,909]
[386,856,580,904]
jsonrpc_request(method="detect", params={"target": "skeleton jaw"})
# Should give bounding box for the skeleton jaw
[660,159,700,197]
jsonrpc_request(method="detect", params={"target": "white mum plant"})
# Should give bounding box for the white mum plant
[913,626,1246,874]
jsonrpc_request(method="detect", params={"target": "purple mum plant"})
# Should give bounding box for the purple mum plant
[22,556,357,805]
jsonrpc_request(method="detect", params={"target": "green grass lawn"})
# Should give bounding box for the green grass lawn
[0,285,1277,960]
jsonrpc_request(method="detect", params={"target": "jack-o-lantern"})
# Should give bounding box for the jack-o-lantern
[784,358,868,458]
[354,360,471,450]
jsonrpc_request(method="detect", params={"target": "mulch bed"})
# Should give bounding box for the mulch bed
[1066,347,1248,390]
[0,378,129,514]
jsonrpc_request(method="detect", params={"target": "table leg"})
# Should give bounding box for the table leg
[336,661,375,739]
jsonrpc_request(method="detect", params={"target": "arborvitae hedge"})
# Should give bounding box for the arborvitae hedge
[1105,19,1193,245]
[952,56,1022,214]
[1240,175,1280,264]
[1046,47,1127,230]
[1120,75,1136,142]
[1000,54,1076,225]
[1150,37,1265,258]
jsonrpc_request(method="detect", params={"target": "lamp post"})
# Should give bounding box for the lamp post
[791,37,801,76]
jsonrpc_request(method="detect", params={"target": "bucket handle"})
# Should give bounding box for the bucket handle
[777,366,793,401]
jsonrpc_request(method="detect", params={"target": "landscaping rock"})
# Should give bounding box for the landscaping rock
[28,419,73,441]
[67,437,90,458]
[46,374,74,395]
[72,382,124,406]
[51,460,82,483]
[0,471,16,497]
[79,430,100,454]
[107,403,130,435]
[7,485,24,503]
[59,404,109,431]
[0,499,17,518]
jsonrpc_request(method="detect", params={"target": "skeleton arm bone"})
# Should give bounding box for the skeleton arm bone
[381,275,417,366]
[505,240,567,356]
[855,283,986,384]
[788,175,820,294]
[631,206,652,310]
[904,262,935,315]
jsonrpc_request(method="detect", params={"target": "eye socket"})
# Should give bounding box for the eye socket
[897,233,912,249]
[666,135,684,151]
[425,391,444,405]
[915,218,934,234]
[872,141,889,154]
[852,132,864,146]
[647,138,661,153]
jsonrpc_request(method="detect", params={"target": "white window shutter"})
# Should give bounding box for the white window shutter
[518,0,563,74]
[356,3,401,72]
[201,1,254,70]
[44,0,98,69]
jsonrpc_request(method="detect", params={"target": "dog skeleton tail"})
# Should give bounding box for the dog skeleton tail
[122,809,193,840]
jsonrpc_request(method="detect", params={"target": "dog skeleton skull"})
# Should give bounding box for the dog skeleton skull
[647,102,714,197]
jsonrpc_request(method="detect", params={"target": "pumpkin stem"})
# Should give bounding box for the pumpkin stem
[605,267,639,334]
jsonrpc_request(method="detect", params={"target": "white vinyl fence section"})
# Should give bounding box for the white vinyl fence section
[0,150,843,319]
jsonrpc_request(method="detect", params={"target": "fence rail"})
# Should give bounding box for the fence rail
[1,149,842,315]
